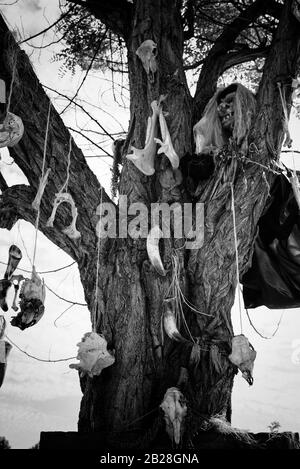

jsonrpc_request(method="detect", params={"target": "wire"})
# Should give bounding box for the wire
[45,283,87,306]
[0,260,76,274]
[54,304,75,327]
[5,335,77,363]
[245,307,284,340]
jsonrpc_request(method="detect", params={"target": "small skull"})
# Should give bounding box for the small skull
[136,40,157,82]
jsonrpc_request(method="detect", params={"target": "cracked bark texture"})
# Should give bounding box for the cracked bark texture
[0,0,299,451]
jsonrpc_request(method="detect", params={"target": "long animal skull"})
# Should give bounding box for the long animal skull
[46,192,81,240]
[146,224,166,276]
[69,331,115,377]
[160,387,187,446]
[126,100,160,175]
[228,334,257,385]
[155,108,179,169]
[136,39,157,82]
[0,112,24,148]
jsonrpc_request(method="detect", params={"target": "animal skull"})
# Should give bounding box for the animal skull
[136,39,157,81]
[0,112,24,148]
[228,334,256,385]
[160,387,187,446]
[69,331,115,377]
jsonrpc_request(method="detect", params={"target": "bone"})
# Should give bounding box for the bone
[126,100,160,175]
[136,39,157,82]
[4,245,22,280]
[163,298,187,342]
[146,225,166,276]
[47,192,81,239]
[160,387,187,446]
[32,168,51,211]
[155,109,179,169]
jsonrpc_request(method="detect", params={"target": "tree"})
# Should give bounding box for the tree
[0,0,299,450]
[0,436,10,449]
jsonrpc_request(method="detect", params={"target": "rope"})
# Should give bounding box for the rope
[245,307,284,340]
[5,334,76,363]
[32,101,52,269]
[54,304,75,328]
[6,59,16,116]
[230,183,243,335]
[93,187,103,332]
[61,134,72,193]
[45,283,87,306]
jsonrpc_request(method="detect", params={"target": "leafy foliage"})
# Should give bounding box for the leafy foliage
[0,436,11,449]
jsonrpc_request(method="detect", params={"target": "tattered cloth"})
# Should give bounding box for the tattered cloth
[242,174,300,309]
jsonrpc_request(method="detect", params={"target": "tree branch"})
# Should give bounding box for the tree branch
[67,0,133,40]
[193,0,274,121]
[0,14,113,264]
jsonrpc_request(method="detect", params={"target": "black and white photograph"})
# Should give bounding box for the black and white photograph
[0,0,300,457]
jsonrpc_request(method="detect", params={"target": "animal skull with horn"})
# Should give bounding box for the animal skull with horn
[160,387,187,446]
[228,334,256,385]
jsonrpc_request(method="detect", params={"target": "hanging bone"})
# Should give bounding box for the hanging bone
[11,267,45,330]
[0,112,24,148]
[155,108,179,169]
[46,192,81,240]
[11,275,24,312]
[69,332,115,377]
[0,315,6,340]
[0,245,22,312]
[146,224,166,276]
[32,168,51,211]
[136,39,157,82]
[126,100,160,175]
[163,298,187,342]
[0,340,12,389]
[160,387,187,446]
[228,334,257,385]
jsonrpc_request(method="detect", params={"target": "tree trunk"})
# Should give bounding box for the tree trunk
[0,0,299,451]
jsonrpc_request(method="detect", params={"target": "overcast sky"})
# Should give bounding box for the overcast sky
[0,0,300,449]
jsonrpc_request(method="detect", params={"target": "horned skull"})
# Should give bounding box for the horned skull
[136,39,157,82]
[160,387,187,446]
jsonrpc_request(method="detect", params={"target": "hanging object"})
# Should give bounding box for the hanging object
[155,108,179,169]
[289,171,300,211]
[46,192,81,240]
[160,387,187,446]
[32,168,51,211]
[193,83,256,155]
[69,332,115,377]
[163,298,186,342]
[146,224,166,276]
[136,39,157,82]
[11,275,24,312]
[11,267,45,330]
[126,100,160,175]
[0,340,12,389]
[0,315,6,339]
[277,83,293,148]
[228,334,256,385]
[0,79,5,103]
[292,77,300,105]
[0,112,24,148]
[0,245,22,312]
[242,174,300,309]
[292,0,300,22]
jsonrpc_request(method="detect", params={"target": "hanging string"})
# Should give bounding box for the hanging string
[245,306,284,340]
[5,334,76,363]
[230,183,243,335]
[54,304,75,328]
[60,134,72,193]
[93,186,103,332]
[6,58,17,116]
[32,101,52,269]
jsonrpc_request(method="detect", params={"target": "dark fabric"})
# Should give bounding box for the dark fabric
[180,152,215,194]
[242,174,300,309]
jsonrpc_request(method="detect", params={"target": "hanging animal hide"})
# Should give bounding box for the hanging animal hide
[69,331,115,377]
[0,112,24,148]
[160,387,187,446]
[11,267,45,330]
[242,174,300,309]
[228,334,256,385]
[46,192,81,240]
[136,39,157,82]
[0,340,12,388]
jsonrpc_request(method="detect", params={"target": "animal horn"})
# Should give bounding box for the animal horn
[5,245,22,280]
[163,298,187,342]
[146,225,166,276]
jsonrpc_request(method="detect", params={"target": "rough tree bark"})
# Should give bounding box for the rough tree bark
[0,0,299,450]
